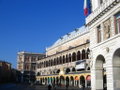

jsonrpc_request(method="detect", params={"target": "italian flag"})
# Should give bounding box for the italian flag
[84,0,91,16]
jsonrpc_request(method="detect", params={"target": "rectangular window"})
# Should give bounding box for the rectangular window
[97,25,101,43]
[115,12,120,34]
[103,18,111,40]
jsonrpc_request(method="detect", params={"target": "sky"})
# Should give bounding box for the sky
[0,0,85,68]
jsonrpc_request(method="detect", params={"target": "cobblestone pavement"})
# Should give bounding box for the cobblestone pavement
[0,83,91,90]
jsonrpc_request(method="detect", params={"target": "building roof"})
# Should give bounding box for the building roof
[46,26,89,51]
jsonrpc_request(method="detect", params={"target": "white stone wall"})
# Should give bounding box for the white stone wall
[88,1,120,90]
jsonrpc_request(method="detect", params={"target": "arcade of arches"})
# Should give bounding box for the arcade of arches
[36,74,91,88]
[37,48,90,69]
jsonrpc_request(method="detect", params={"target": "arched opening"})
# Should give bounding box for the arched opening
[66,54,68,63]
[63,55,65,64]
[48,77,50,84]
[54,58,56,66]
[56,69,60,74]
[113,48,120,89]
[53,77,55,85]
[60,76,65,86]
[44,61,46,67]
[66,68,70,74]
[82,49,86,59]
[46,61,48,67]
[75,76,79,87]
[52,60,54,66]
[86,48,90,59]
[57,57,59,65]
[66,76,69,86]
[86,75,91,88]
[77,51,81,60]
[72,67,76,72]
[60,56,62,64]
[37,72,40,76]
[95,55,107,90]
[69,54,72,62]
[50,60,53,66]
[56,77,59,85]
[72,52,77,62]
[80,76,85,88]
[49,60,51,66]
[45,78,47,85]
[70,76,74,86]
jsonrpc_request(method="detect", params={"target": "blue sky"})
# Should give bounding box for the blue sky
[0,0,85,68]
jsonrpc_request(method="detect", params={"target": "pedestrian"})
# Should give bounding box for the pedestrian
[82,83,85,90]
[48,84,52,90]
[66,84,68,90]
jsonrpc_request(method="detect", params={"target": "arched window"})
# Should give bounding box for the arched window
[60,56,62,64]
[72,52,77,62]
[49,60,51,66]
[63,55,65,64]
[86,48,90,59]
[82,49,86,59]
[57,57,59,65]
[51,60,53,66]
[77,51,81,60]
[66,54,68,63]
[69,54,71,62]
[44,61,46,67]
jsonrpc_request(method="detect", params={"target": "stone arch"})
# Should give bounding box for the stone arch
[86,48,90,59]
[82,49,86,59]
[95,55,107,90]
[72,67,76,72]
[60,76,65,86]
[77,51,81,60]
[66,68,70,74]
[63,55,65,64]
[69,54,72,62]
[56,77,59,85]
[66,54,68,63]
[37,72,40,76]
[54,58,56,65]
[66,76,69,86]
[49,60,51,66]
[70,76,74,86]
[80,76,85,87]
[45,77,47,85]
[72,52,77,62]
[112,48,120,89]
[75,76,79,87]
[86,75,91,88]
[60,56,62,64]
[57,57,59,65]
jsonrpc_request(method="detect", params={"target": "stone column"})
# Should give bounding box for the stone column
[95,69,104,90]
[112,66,120,90]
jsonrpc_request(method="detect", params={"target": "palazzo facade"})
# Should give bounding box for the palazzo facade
[36,26,91,88]
[86,0,120,90]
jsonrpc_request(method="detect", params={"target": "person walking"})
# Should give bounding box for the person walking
[82,83,85,90]
[48,84,52,90]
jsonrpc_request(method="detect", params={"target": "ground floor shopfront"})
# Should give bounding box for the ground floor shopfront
[36,72,91,88]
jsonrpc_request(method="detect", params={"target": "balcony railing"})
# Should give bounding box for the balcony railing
[86,0,119,25]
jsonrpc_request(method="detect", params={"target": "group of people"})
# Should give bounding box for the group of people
[47,83,85,90]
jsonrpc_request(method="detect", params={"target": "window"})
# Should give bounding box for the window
[115,12,120,34]
[100,0,103,5]
[97,25,102,43]
[103,18,111,40]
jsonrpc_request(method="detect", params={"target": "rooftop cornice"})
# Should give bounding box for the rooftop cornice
[86,0,120,26]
